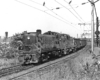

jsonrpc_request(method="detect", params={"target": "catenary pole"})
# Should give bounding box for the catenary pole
[78,0,99,52]
[90,0,95,52]
[89,0,99,51]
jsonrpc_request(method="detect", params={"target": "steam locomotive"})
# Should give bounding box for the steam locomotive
[11,30,86,65]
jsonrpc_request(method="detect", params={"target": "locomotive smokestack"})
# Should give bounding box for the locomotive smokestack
[5,32,8,38]
[36,29,42,35]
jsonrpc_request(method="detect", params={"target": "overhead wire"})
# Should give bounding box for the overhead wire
[15,0,79,30]
[30,0,77,26]
[54,0,83,23]
[64,0,85,23]
[55,0,85,35]
[64,0,86,34]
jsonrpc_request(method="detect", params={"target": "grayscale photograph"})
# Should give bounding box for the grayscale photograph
[0,0,100,80]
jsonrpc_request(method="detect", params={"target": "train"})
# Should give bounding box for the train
[10,30,87,65]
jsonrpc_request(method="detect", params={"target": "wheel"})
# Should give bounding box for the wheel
[58,50,62,57]
[41,53,48,62]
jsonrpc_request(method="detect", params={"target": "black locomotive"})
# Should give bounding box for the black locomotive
[11,30,86,64]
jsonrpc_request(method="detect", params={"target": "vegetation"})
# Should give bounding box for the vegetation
[0,36,21,69]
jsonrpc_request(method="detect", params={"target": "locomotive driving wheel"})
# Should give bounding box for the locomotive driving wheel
[58,50,62,57]
[40,52,50,62]
[63,49,67,55]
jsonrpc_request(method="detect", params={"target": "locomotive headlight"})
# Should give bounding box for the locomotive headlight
[27,36,30,39]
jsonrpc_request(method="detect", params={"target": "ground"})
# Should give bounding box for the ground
[0,58,18,69]
[70,47,100,80]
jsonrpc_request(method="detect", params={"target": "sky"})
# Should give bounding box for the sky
[0,0,100,38]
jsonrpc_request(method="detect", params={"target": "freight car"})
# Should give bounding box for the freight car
[11,30,86,65]
[73,38,86,51]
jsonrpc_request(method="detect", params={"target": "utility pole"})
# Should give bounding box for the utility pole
[79,0,99,51]
[88,0,99,52]
[91,0,95,52]
[95,17,99,46]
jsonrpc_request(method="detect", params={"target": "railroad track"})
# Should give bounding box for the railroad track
[0,46,87,78]
[0,65,33,78]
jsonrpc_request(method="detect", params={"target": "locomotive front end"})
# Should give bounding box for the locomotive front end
[18,33,42,64]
